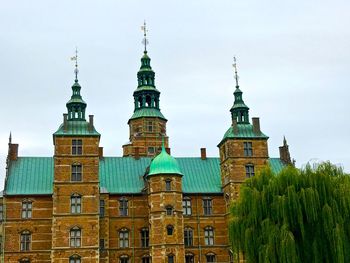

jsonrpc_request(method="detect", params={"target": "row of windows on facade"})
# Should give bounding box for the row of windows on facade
[14,254,220,263]
[16,226,215,251]
[0,196,213,220]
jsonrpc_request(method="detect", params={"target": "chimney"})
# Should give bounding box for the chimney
[134,147,140,160]
[89,115,94,132]
[63,114,68,131]
[9,143,19,161]
[166,148,171,155]
[99,147,104,159]
[200,148,207,160]
[252,117,261,135]
[232,119,238,134]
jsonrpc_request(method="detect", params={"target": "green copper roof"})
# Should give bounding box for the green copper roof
[135,86,160,92]
[130,108,167,121]
[148,147,182,176]
[54,121,100,136]
[5,157,54,195]
[269,158,286,174]
[4,157,285,195]
[219,124,269,145]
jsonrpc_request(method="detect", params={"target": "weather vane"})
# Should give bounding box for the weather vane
[70,47,79,82]
[141,21,149,52]
[233,56,239,87]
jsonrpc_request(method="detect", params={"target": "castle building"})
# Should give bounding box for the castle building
[0,38,291,263]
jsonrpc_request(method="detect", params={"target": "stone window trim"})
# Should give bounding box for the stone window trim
[70,226,82,248]
[185,253,195,263]
[165,179,172,191]
[243,141,253,157]
[119,228,130,248]
[69,254,81,263]
[119,197,128,216]
[21,199,33,219]
[72,139,83,155]
[184,227,194,247]
[70,193,82,214]
[71,163,83,182]
[203,197,213,216]
[166,225,174,235]
[20,230,31,251]
[19,258,31,263]
[165,205,174,216]
[204,226,214,246]
[206,253,216,263]
[140,228,149,247]
[120,254,129,263]
[182,197,192,216]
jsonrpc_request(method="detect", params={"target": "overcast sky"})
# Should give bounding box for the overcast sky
[0,0,349,190]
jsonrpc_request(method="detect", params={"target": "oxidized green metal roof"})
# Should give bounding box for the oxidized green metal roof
[268,158,286,174]
[54,121,100,136]
[130,108,167,121]
[219,124,269,146]
[4,156,285,195]
[148,147,183,176]
[5,157,54,195]
[135,86,160,92]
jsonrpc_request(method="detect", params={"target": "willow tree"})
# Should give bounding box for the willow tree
[229,162,350,263]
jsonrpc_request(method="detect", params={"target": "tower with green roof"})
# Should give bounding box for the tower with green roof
[123,25,168,157]
[146,142,185,262]
[218,58,269,205]
[52,52,101,262]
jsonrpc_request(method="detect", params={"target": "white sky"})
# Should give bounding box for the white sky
[0,0,349,190]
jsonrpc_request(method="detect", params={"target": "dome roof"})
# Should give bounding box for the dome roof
[148,146,182,176]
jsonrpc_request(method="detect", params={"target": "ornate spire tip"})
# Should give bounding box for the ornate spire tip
[70,47,79,82]
[141,20,149,53]
[232,56,239,88]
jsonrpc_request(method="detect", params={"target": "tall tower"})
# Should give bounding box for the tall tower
[146,143,185,263]
[218,58,269,205]
[52,53,100,262]
[123,23,168,157]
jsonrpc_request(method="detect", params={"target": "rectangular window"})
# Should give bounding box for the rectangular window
[120,258,129,263]
[245,165,255,178]
[70,195,81,214]
[22,201,32,219]
[147,121,153,132]
[99,239,105,250]
[100,199,105,217]
[206,254,216,263]
[244,142,253,157]
[141,228,149,247]
[186,255,194,263]
[0,204,3,221]
[203,198,212,215]
[165,179,171,191]
[119,230,129,248]
[72,139,83,155]
[70,228,81,247]
[20,232,31,251]
[119,198,128,216]
[71,164,82,181]
[182,198,192,215]
[147,146,155,155]
[168,255,174,263]
[184,228,193,247]
[204,227,214,246]
[142,257,150,263]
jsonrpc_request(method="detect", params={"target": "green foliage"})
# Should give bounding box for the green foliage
[229,162,350,263]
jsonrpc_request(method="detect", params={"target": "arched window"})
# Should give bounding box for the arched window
[206,253,216,263]
[167,254,174,263]
[70,194,81,214]
[119,228,129,248]
[185,253,194,263]
[204,226,214,246]
[20,231,31,251]
[167,225,174,235]
[165,205,173,216]
[19,258,30,263]
[120,255,129,263]
[70,227,81,247]
[119,197,128,216]
[21,200,32,219]
[69,255,81,263]
[142,256,150,263]
[184,227,193,247]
